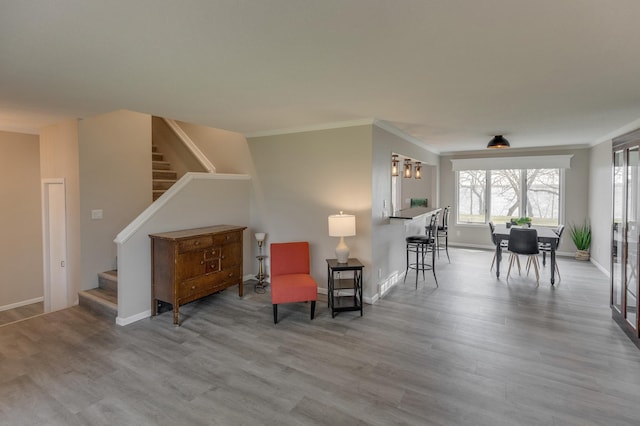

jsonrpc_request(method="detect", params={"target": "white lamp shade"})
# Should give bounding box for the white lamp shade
[328,213,356,237]
[254,232,266,242]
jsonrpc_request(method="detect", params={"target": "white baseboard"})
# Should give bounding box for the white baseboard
[116,309,151,326]
[590,258,610,278]
[0,296,44,312]
[317,284,378,305]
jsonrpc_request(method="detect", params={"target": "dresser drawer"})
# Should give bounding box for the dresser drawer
[179,267,241,298]
[213,231,241,245]
[178,235,213,253]
[220,266,242,285]
[176,250,221,280]
[180,273,224,298]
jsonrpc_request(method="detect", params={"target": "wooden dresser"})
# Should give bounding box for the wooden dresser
[150,225,246,325]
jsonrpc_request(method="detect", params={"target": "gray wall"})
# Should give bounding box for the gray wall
[79,110,152,290]
[371,125,440,298]
[248,126,374,298]
[40,119,81,307]
[0,130,43,309]
[439,147,590,254]
[115,174,251,324]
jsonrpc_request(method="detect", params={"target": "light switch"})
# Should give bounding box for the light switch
[91,209,103,220]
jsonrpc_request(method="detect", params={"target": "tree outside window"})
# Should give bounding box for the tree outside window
[457,170,486,223]
[457,168,561,226]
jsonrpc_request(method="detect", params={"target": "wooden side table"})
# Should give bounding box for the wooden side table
[326,258,364,318]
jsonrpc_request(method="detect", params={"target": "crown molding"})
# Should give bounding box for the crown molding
[245,118,375,138]
[595,117,640,146]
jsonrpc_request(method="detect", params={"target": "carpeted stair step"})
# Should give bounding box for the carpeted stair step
[153,179,176,190]
[153,160,171,170]
[79,270,118,318]
[153,170,177,180]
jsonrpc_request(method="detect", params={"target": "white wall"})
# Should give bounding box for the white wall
[439,147,590,254]
[78,110,152,290]
[0,130,43,309]
[588,140,612,274]
[115,173,251,324]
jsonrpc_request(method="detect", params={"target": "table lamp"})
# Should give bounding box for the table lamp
[328,211,356,263]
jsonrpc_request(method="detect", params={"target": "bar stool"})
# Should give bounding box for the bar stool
[404,211,439,288]
[436,206,451,263]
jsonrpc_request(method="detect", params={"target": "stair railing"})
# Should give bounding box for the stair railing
[162,118,216,173]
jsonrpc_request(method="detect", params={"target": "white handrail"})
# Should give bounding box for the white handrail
[162,118,216,173]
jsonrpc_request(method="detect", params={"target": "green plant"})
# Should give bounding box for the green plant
[569,221,591,251]
[512,216,532,225]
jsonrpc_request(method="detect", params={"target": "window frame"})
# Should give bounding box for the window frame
[456,168,564,226]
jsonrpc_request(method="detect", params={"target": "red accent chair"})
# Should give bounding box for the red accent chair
[270,242,318,324]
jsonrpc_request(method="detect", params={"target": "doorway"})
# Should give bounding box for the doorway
[42,178,68,313]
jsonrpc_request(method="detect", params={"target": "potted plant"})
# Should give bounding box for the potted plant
[569,221,591,260]
[512,216,532,227]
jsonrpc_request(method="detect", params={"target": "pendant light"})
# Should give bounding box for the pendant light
[391,154,399,176]
[403,159,412,178]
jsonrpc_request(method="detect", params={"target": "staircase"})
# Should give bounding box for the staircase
[78,270,118,318]
[152,145,178,201]
[78,147,178,318]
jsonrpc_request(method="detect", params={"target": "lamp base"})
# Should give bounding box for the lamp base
[335,236,349,263]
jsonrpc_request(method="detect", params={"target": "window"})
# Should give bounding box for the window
[457,170,486,223]
[456,168,562,226]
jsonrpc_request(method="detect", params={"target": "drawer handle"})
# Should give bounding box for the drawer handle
[200,261,204,265]
[191,285,196,290]
[194,241,200,246]
[221,255,225,259]
[228,272,233,277]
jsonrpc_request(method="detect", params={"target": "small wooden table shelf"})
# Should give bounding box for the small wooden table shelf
[326,258,364,318]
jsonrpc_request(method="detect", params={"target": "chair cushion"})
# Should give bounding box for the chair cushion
[271,274,318,304]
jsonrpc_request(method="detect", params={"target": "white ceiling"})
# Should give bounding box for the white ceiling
[2,0,640,153]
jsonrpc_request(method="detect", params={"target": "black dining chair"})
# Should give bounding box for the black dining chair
[488,221,510,271]
[507,228,540,283]
[437,206,451,263]
[539,224,564,280]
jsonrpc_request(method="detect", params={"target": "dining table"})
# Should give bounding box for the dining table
[493,224,561,285]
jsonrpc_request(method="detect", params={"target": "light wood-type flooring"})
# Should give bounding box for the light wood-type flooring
[1,248,639,425]
[0,301,43,327]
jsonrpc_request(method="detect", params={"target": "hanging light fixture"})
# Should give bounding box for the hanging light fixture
[391,154,399,177]
[487,135,510,149]
[414,162,422,179]
[403,159,412,178]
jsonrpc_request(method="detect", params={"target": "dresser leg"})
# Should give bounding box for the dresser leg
[173,306,179,325]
